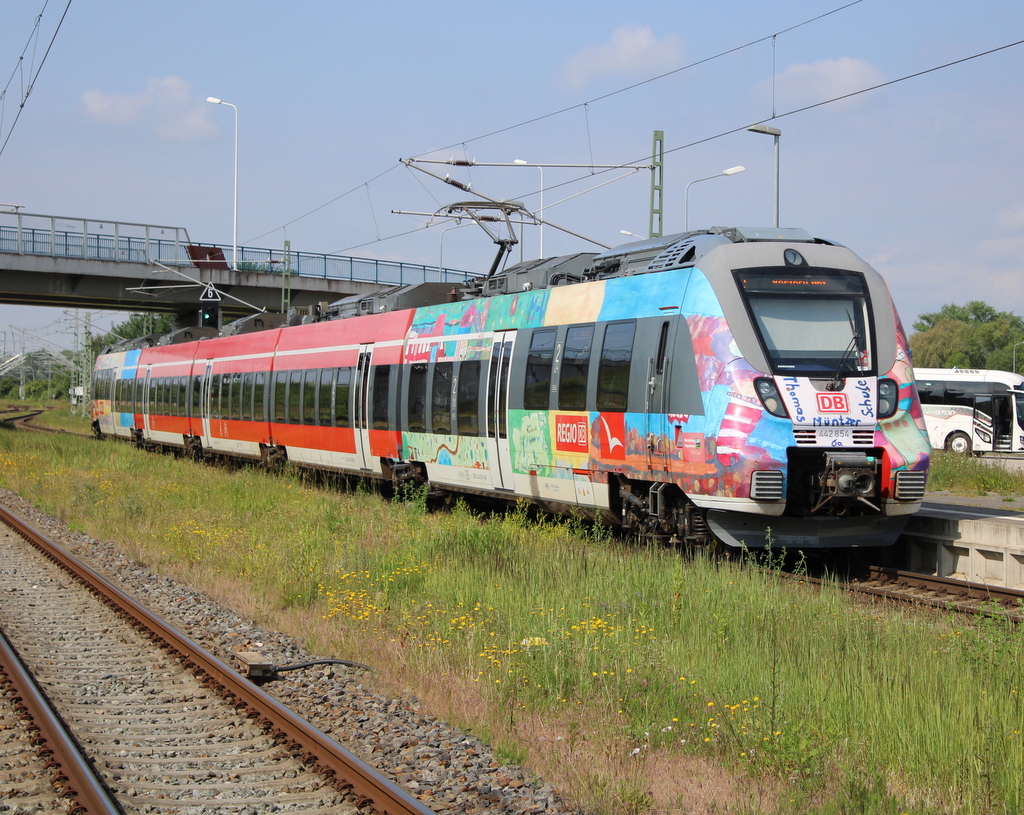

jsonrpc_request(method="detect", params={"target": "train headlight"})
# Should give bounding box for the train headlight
[754,377,788,418]
[877,378,899,418]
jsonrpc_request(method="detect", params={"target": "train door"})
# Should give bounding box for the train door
[644,320,672,470]
[485,330,517,490]
[200,361,214,446]
[353,344,373,470]
[140,366,153,438]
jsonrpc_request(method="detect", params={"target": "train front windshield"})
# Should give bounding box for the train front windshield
[735,269,873,376]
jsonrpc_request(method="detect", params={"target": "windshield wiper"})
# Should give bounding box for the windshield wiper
[826,310,861,391]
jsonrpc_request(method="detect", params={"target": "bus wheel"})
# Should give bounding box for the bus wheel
[945,431,973,454]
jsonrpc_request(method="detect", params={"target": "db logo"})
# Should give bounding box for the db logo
[816,392,849,413]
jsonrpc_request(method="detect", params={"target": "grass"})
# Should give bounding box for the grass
[927,450,1024,499]
[1,407,1023,813]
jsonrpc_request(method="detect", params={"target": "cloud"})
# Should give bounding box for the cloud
[81,76,218,142]
[558,25,685,93]
[770,57,885,111]
[996,203,1024,233]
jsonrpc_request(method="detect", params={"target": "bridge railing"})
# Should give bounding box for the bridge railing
[0,211,193,265]
[232,245,472,284]
[0,211,474,285]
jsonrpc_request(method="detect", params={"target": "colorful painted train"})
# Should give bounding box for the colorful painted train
[91,226,930,548]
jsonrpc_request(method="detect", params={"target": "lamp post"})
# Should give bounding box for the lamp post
[206,96,238,269]
[513,159,544,257]
[684,166,745,231]
[1013,340,1024,374]
[747,124,781,227]
[438,223,464,276]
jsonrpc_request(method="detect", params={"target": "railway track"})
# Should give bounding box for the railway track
[1,625,117,813]
[855,564,1024,619]
[0,504,436,815]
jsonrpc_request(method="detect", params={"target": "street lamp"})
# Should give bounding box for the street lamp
[747,124,781,228]
[438,223,465,276]
[207,96,238,270]
[684,166,745,231]
[620,230,645,239]
[514,159,544,257]
[1013,340,1024,374]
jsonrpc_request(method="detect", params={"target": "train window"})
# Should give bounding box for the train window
[335,367,351,427]
[253,372,266,423]
[524,329,557,410]
[317,369,334,426]
[597,321,635,411]
[177,377,186,417]
[209,375,221,420]
[735,269,873,374]
[193,375,203,418]
[217,375,226,420]
[241,373,254,422]
[372,365,392,430]
[230,373,243,421]
[457,361,481,435]
[408,363,427,433]
[485,342,515,439]
[655,322,669,376]
[288,370,302,424]
[432,362,452,434]
[559,324,594,410]
[273,371,287,423]
[303,370,317,424]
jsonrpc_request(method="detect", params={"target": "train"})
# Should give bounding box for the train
[91,225,931,548]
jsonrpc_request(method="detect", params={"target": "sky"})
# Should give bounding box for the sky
[1,0,1023,353]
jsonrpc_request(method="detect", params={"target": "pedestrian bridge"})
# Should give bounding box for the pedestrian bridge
[0,210,470,324]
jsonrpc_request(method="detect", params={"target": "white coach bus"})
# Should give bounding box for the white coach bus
[913,368,1024,454]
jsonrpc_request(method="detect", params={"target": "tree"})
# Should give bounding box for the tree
[90,312,175,358]
[909,301,1024,371]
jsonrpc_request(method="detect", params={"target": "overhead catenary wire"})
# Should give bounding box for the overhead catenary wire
[0,0,74,161]
[251,3,1023,260]
[249,1,868,246]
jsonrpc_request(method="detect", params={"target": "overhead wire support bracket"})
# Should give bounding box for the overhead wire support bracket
[399,158,613,250]
[126,262,267,314]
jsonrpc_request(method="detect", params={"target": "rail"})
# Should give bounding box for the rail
[0,626,120,814]
[0,210,473,286]
[0,503,437,815]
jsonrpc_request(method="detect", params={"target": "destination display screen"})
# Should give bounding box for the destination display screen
[735,269,868,296]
